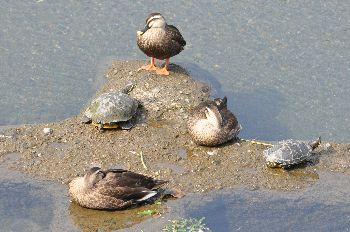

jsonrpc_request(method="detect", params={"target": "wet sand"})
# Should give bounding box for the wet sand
[0,61,349,193]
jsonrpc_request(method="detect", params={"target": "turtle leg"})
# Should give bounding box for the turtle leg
[118,118,135,130]
[141,57,157,71]
[156,58,170,76]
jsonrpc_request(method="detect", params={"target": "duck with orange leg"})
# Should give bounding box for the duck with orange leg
[137,12,186,76]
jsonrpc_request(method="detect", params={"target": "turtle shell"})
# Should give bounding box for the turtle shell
[263,139,313,168]
[84,91,138,124]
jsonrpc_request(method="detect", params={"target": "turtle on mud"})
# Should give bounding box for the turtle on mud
[82,82,139,130]
[263,137,321,168]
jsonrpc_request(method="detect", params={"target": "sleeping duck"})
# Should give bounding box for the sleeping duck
[187,97,241,146]
[69,167,167,210]
[137,12,186,75]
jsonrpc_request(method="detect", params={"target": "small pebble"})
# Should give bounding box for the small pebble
[207,151,217,156]
[43,128,53,135]
[324,143,332,150]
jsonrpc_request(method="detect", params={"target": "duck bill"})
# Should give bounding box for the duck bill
[137,25,149,36]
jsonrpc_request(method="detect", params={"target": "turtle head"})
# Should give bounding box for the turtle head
[266,161,281,168]
[121,81,136,94]
[137,13,166,35]
[84,167,106,189]
[309,137,321,150]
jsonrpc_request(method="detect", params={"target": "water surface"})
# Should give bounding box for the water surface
[1,0,349,141]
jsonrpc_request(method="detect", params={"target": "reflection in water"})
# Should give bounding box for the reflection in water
[69,201,162,232]
[0,182,53,231]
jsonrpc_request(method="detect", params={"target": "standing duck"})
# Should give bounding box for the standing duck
[69,167,167,210]
[137,12,186,75]
[187,97,242,146]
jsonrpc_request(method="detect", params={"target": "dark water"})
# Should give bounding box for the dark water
[1,1,349,142]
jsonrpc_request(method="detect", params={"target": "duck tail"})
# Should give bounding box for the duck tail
[153,179,169,188]
[136,190,158,202]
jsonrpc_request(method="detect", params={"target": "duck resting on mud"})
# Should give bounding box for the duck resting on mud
[69,167,168,210]
[187,97,241,146]
[137,12,186,75]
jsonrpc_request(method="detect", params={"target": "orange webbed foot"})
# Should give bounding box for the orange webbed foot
[141,63,157,71]
[155,67,170,76]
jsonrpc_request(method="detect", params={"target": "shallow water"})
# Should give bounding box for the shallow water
[1,167,349,232]
[1,1,349,142]
[0,167,77,231]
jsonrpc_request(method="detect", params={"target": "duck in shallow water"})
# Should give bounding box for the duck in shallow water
[187,97,241,146]
[69,167,167,210]
[137,12,186,75]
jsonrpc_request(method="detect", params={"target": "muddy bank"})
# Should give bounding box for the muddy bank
[0,60,349,193]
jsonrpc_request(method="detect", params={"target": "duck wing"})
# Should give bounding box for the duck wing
[222,109,241,138]
[103,169,168,189]
[166,24,186,47]
[95,183,158,203]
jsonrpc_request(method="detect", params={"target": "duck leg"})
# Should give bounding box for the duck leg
[141,57,157,71]
[156,58,170,76]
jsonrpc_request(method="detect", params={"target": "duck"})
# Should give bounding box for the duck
[68,167,168,210]
[137,12,186,76]
[187,97,242,146]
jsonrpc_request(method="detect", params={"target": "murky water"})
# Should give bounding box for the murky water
[1,1,349,142]
[0,167,77,231]
[1,1,350,231]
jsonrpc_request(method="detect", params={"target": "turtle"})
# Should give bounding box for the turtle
[82,82,139,130]
[263,137,321,168]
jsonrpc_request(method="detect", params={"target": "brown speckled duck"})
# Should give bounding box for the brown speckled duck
[187,97,241,146]
[69,167,167,210]
[137,12,186,75]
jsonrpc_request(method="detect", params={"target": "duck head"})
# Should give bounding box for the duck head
[84,167,106,189]
[137,13,166,36]
[214,96,227,110]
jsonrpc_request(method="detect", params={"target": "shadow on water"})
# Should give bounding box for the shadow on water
[179,62,224,98]
[182,62,290,141]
